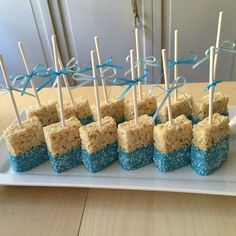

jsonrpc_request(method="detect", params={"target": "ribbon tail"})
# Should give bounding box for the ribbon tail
[36,79,54,92]
[150,94,168,124]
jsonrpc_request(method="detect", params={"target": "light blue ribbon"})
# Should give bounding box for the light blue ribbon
[168,51,198,68]
[149,76,186,124]
[0,84,35,97]
[113,69,149,99]
[204,79,223,92]
[36,58,79,92]
[10,64,48,95]
[71,65,118,87]
[193,40,236,69]
[124,56,160,77]
[78,57,123,73]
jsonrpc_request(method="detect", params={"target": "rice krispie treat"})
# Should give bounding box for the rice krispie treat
[91,98,124,124]
[191,113,230,176]
[192,92,228,124]
[25,100,59,127]
[3,117,48,172]
[79,116,118,173]
[44,116,82,173]
[153,115,192,172]
[156,94,193,123]
[124,94,156,121]
[57,97,93,125]
[118,115,155,170]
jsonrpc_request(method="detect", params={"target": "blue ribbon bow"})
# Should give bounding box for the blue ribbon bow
[168,51,198,68]
[10,64,48,95]
[193,40,236,69]
[113,69,149,99]
[204,79,223,91]
[78,57,123,73]
[36,58,79,92]
[149,76,187,124]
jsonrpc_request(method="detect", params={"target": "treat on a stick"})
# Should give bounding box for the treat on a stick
[155,30,193,124]
[153,49,192,172]
[91,36,124,124]
[124,29,157,121]
[80,50,118,173]
[191,46,230,176]
[18,42,59,126]
[118,50,154,170]
[43,35,82,173]
[192,12,228,124]
[55,42,93,125]
[1,55,48,172]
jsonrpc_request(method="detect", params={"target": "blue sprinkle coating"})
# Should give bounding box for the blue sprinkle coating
[9,144,48,172]
[118,144,153,170]
[48,147,82,173]
[82,142,118,173]
[153,145,191,172]
[191,112,229,125]
[191,135,230,176]
[80,115,93,125]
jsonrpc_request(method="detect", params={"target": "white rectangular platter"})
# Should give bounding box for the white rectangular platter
[1,107,236,196]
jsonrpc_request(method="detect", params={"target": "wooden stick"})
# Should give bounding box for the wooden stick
[52,35,66,127]
[130,49,139,125]
[91,50,102,126]
[209,46,215,125]
[0,55,22,128]
[174,30,179,101]
[214,11,223,80]
[162,49,173,125]
[18,42,41,106]
[94,36,109,103]
[135,28,142,101]
[55,43,75,105]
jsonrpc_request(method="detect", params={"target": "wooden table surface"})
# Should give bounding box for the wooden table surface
[1,82,236,236]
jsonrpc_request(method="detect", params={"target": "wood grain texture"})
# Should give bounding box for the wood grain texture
[0,187,88,236]
[80,189,236,236]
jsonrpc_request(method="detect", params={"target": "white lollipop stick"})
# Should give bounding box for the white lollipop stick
[209,46,215,125]
[214,11,223,80]
[18,42,41,106]
[130,49,139,126]
[162,49,173,125]
[0,55,22,128]
[174,30,179,101]
[94,36,109,103]
[52,35,65,127]
[91,50,102,126]
[135,28,142,101]
[55,43,75,105]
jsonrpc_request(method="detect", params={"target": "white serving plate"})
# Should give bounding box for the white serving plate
[1,107,236,196]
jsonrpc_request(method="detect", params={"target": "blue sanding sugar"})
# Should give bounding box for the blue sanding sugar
[9,144,48,172]
[49,147,82,173]
[81,142,118,173]
[191,112,229,125]
[191,135,230,176]
[80,115,93,125]
[118,144,153,170]
[153,145,191,172]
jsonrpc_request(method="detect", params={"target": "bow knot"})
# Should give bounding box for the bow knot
[193,40,236,69]
[204,79,223,91]
[113,69,149,99]
[149,76,187,123]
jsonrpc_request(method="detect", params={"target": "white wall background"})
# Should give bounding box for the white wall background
[163,0,236,82]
